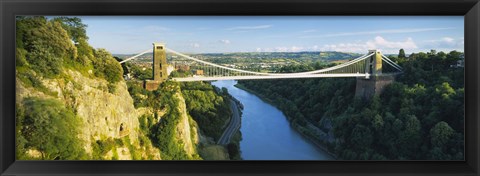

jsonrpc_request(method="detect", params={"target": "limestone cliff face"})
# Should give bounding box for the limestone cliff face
[174,92,200,157]
[17,69,204,160]
[16,69,161,159]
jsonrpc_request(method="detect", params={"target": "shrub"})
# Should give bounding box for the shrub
[93,49,123,83]
[17,97,86,160]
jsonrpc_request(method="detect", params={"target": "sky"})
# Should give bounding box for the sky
[77,16,464,55]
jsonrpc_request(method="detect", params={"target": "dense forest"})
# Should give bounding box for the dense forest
[239,49,464,160]
[180,82,232,141]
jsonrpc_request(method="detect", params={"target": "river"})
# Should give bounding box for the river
[211,80,333,160]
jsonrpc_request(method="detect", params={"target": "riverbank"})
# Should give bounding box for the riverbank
[215,86,243,160]
[234,83,338,159]
[217,99,242,145]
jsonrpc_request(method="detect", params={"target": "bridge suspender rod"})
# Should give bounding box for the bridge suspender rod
[381,54,402,69]
[167,48,271,76]
[381,55,403,72]
[288,52,374,75]
[167,47,374,77]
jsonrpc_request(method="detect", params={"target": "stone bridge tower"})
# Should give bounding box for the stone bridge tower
[145,43,168,91]
[355,50,395,100]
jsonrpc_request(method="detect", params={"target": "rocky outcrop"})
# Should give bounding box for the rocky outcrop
[17,69,208,160]
[174,92,200,156]
[16,69,161,159]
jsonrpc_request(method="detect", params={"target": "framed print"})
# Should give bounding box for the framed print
[1,0,479,175]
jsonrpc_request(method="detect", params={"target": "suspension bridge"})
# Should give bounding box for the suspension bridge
[119,43,403,84]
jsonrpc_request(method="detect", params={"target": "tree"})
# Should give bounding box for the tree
[398,49,406,58]
[238,49,465,160]
[430,121,454,148]
[52,17,88,43]
[27,41,63,76]
[350,124,373,150]
[93,48,123,83]
[227,143,240,159]
[398,115,421,158]
[17,17,77,77]
[19,97,86,160]
[75,37,94,65]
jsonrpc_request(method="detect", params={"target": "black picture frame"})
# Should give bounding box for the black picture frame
[1,0,479,175]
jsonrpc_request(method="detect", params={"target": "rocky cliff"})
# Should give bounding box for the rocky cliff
[16,68,201,160]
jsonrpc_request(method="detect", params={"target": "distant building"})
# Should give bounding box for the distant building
[175,64,190,71]
[195,69,204,75]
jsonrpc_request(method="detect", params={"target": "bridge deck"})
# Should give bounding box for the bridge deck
[172,73,368,82]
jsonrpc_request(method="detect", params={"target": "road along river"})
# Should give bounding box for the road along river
[211,80,333,160]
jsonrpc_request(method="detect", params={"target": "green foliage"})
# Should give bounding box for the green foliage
[16,16,123,84]
[126,80,230,159]
[16,69,58,97]
[126,81,191,159]
[430,121,454,147]
[123,62,153,80]
[123,136,142,160]
[398,49,406,58]
[75,37,94,65]
[126,81,150,108]
[16,17,78,78]
[52,17,89,43]
[107,83,117,94]
[331,50,464,159]
[239,76,355,124]
[148,85,189,159]
[239,49,464,160]
[181,82,232,141]
[91,137,116,159]
[16,97,87,160]
[170,70,192,78]
[92,49,123,83]
[227,143,240,159]
[16,48,28,67]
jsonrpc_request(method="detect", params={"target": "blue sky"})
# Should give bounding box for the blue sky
[78,16,464,54]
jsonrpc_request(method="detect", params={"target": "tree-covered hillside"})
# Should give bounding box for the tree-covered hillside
[16,17,123,92]
[238,49,464,160]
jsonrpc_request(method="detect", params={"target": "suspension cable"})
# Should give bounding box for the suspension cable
[119,49,152,64]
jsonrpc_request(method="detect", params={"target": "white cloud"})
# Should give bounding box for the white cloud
[219,39,231,44]
[321,43,367,53]
[366,36,417,49]
[254,36,418,53]
[300,27,455,39]
[227,25,272,30]
[423,37,464,49]
[320,36,417,53]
